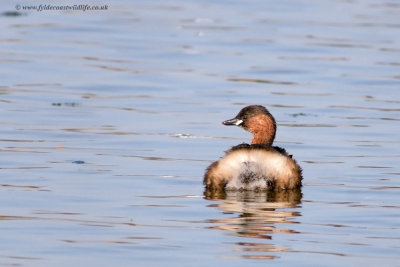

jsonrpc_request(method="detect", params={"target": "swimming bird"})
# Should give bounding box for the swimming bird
[204,105,302,191]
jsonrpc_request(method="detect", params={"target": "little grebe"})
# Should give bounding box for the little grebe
[204,105,302,191]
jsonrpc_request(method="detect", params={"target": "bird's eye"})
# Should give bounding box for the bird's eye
[242,115,248,120]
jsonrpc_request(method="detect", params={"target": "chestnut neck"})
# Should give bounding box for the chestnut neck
[246,114,276,146]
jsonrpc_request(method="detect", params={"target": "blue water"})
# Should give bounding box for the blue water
[1,0,400,266]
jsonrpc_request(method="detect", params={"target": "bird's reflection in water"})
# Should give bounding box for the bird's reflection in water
[204,189,302,260]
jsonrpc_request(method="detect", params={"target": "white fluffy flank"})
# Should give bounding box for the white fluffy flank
[220,149,292,190]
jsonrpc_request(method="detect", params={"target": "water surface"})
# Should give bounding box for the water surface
[1,0,400,266]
